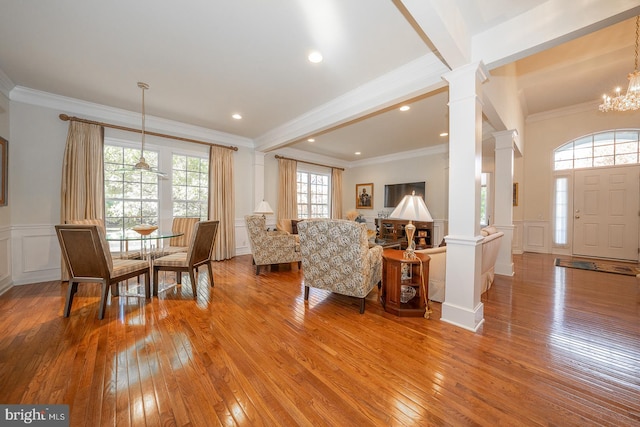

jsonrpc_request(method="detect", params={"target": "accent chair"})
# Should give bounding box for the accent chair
[245,215,301,275]
[297,219,383,314]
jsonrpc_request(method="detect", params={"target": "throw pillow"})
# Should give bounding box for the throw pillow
[291,219,300,234]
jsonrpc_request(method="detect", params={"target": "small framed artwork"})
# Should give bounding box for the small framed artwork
[356,183,373,209]
[0,137,7,206]
[513,182,518,207]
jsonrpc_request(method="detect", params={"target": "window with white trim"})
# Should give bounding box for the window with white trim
[104,140,209,251]
[297,171,330,218]
[553,175,569,246]
[172,154,209,219]
[104,145,160,235]
[554,129,640,171]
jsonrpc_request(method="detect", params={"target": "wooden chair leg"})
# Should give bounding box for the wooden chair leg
[98,281,109,320]
[64,281,78,317]
[304,286,310,300]
[144,272,151,299]
[189,269,197,299]
[207,262,215,288]
[153,267,159,296]
[359,298,365,314]
[255,265,260,275]
[298,261,302,270]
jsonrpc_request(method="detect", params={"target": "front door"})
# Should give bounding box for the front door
[573,165,639,261]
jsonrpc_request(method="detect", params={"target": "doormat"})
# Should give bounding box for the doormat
[554,258,640,276]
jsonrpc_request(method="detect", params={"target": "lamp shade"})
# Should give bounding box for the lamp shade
[389,191,432,222]
[254,200,274,215]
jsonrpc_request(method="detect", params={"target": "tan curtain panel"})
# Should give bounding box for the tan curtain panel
[209,146,235,260]
[60,121,105,279]
[277,157,298,220]
[331,167,343,219]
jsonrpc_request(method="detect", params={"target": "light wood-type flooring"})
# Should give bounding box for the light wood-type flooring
[0,253,638,426]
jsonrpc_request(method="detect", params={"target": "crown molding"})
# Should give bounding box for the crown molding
[254,53,450,152]
[271,147,350,170]
[271,142,450,170]
[525,99,601,123]
[348,143,448,168]
[0,69,14,99]
[9,86,254,148]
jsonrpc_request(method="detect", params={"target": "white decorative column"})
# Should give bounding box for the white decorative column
[441,62,488,332]
[493,130,517,276]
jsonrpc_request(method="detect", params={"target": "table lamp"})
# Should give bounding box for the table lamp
[254,200,274,219]
[389,191,432,259]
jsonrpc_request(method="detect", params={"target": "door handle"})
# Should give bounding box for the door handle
[575,209,580,219]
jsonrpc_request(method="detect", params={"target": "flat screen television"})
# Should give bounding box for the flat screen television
[384,181,425,208]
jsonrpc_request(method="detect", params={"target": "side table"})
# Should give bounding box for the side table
[381,249,431,318]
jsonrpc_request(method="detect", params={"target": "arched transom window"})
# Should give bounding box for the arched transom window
[554,129,640,171]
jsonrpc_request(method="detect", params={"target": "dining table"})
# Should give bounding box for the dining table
[106,229,184,297]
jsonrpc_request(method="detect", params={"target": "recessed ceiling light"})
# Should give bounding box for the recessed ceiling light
[307,138,315,142]
[399,105,410,112]
[440,132,448,137]
[308,51,323,63]
[355,152,361,155]
[232,113,242,120]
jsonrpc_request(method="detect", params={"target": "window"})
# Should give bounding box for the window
[554,130,640,170]
[553,176,569,246]
[172,154,208,219]
[104,145,160,238]
[480,173,490,226]
[297,171,330,218]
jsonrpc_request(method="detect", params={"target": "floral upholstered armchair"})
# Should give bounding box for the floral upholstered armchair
[244,215,302,275]
[298,219,383,314]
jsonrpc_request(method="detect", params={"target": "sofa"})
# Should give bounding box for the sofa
[415,226,504,302]
[297,219,383,314]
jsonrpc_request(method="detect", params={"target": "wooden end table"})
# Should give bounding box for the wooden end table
[381,249,430,318]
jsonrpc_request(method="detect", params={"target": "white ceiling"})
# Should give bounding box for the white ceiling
[1,1,639,163]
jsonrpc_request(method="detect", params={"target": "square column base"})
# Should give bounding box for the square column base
[441,301,484,332]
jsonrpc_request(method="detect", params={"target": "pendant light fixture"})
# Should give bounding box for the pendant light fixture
[599,16,640,112]
[117,82,167,177]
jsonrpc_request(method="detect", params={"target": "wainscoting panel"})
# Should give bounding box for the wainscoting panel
[512,220,524,254]
[12,225,61,286]
[0,226,11,295]
[522,221,550,253]
[235,218,251,256]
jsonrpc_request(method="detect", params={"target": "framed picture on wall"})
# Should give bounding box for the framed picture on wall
[356,183,373,209]
[0,137,7,206]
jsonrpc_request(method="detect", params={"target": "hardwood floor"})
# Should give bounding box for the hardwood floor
[0,253,638,426]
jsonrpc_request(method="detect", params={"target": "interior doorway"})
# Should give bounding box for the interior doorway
[572,165,639,261]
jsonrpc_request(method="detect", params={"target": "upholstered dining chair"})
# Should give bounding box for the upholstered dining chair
[55,224,151,320]
[66,218,141,259]
[152,220,219,298]
[160,217,200,255]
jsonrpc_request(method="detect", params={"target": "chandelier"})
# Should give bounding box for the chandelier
[599,16,640,112]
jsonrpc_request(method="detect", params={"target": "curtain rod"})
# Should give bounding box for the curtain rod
[59,114,238,151]
[274,154,344,171]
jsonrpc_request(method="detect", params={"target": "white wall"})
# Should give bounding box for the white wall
[0,93,10,293]
[343,146,449,245]
[522,104,640,252]
[8,99,256,284]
